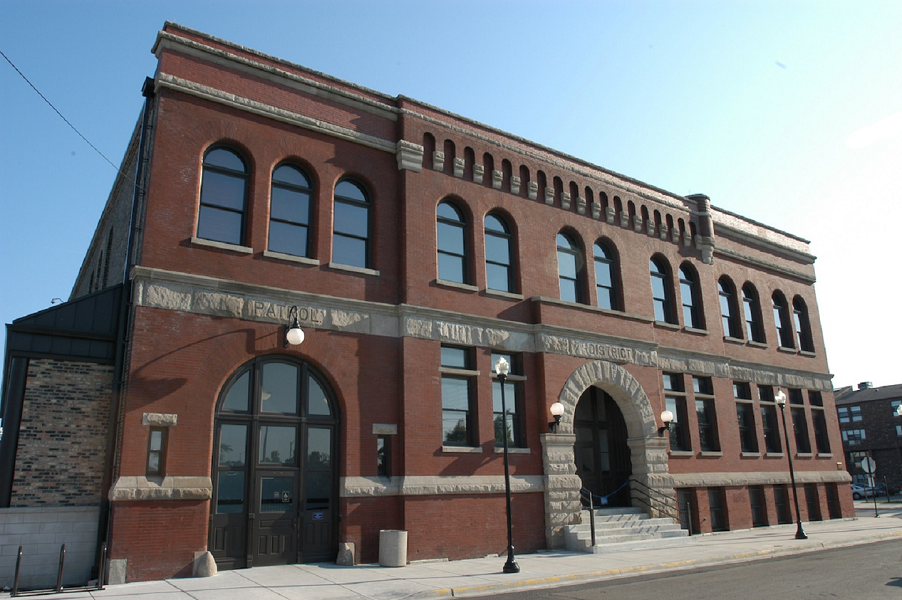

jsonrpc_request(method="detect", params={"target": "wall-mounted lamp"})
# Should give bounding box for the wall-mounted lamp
[284,306,305,347]
[657,409,674,437]
[549,402,564,433]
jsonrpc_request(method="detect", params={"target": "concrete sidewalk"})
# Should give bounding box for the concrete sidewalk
[6,505,902,600]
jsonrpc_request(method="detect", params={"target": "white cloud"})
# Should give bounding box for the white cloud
[845,112,902,149]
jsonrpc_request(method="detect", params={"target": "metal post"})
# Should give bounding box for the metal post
[588,490,596,547]
[12,546,22,597]
[56,544,67,592]
[778,403,808,539]
[97,542,108,589]
[498,370,519,573]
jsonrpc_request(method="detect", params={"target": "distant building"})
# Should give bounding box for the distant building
[834,382,902,490]
[1,22,852,585]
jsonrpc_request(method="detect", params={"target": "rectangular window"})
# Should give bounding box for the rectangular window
[749,485,767,527]
[440,346,477,447]
[774,485,792,524]
[844,405,863,422]
[664,373,690,452]
[842,429,866,445]
[792,406,811,454]
[377,435,391,477]
[759,386,782,454]
[837,407,850,423]
[694,377,719,452]
[492,352,525,448]
[147,426,167,477]
[897,425,902,437]
[734,382,758,453]
[708,487,727,531]
[812,407,830,454]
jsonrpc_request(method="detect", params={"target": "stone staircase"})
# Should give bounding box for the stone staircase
[564,506,692,553]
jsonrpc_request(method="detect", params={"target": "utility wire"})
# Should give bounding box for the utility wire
[1,48,126,175]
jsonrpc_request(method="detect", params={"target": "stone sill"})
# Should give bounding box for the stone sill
[740,452,762,458]
[328,262,380,277]
[668,450,694,457]
[699,451,723,458]
[483,288,525,301]
[653,321,681,331]
[442,446,483,454]
[723,336,745,345]
[262,249,320,266]
[747,341,768,349]
[684,327,709,336]
[493,447,530,454]
[190,237,253,254]
[434,279,479,293]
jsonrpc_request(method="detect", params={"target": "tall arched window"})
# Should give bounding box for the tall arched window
[772,291,794,348]
[594,240,619,311]
[198,146,249,246]
[650,257,676,324]
[793,296,815,352]
[557,232,583,303]
[437,201,468,283]
[269,164,313,257]
[485,213,514,292]
[679,264,702,329]
[718,276,741,338]
[332,180,371,269]
[742,283,765,343]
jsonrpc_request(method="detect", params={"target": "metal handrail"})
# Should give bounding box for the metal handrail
[629,477,679,521]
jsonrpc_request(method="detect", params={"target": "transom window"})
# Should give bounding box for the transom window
[198,147,249,246]
[332,180,371,268]
[269,164,313,257]
[485,213,514,292]
[437,201,468,283]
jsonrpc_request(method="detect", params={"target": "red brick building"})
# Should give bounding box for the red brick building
[1,22,851,584]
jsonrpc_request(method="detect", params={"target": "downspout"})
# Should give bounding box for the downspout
[96,76,155,577]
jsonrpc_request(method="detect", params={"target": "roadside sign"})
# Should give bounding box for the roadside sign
[860,456,876,474]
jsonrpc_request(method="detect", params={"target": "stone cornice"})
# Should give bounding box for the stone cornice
[131,266,832,388]
[340,475,544,498]
[109,476,212,501]
[713,246,816,284]
[153,31,398,122]
[670,470,850,488]
[155,73,397,155]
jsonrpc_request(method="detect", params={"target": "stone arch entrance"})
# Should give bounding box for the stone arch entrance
[540,360,673,549]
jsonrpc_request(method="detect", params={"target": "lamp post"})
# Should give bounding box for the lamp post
[494,357,520,574]
[775,389,807,540]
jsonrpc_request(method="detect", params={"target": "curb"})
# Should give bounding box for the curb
[415,530,902,599]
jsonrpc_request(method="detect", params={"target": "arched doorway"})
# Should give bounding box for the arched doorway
[209,356,339,570]
[574,386,632,506]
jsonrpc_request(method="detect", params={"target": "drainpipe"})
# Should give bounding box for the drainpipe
[96,76,155,580]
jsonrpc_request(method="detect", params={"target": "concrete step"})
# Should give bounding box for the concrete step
[564,506,690,552]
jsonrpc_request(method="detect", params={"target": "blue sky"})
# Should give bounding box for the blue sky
[2,1,900,388]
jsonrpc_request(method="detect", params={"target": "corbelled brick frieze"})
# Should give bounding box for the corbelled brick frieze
[132,266,833,391]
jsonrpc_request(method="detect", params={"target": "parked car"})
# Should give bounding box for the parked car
[871,482,899,496]
[850,484,874,500]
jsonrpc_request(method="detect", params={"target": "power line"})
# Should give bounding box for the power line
[1,48,123,173]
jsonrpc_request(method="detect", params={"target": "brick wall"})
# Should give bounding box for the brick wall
[11,359,114,506]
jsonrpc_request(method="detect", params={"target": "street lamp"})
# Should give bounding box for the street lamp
[494,356,520,574]
[549,402,564,433]
[284,306,305,347]
[775,389,808,540]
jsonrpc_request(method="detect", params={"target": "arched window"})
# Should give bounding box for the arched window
[594,240,619,310]
[679,264,703,329]
[437,200,468,283]
[793,296,815,352]
[742,283,765,343]
[332,180,370,269]
[557,232,583,303]
[772,291,794,348]
[269,164,313,257]
[718,277,741,338]
[650,257,676,323]
[485,213,514,292]
[198,146,249,246]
